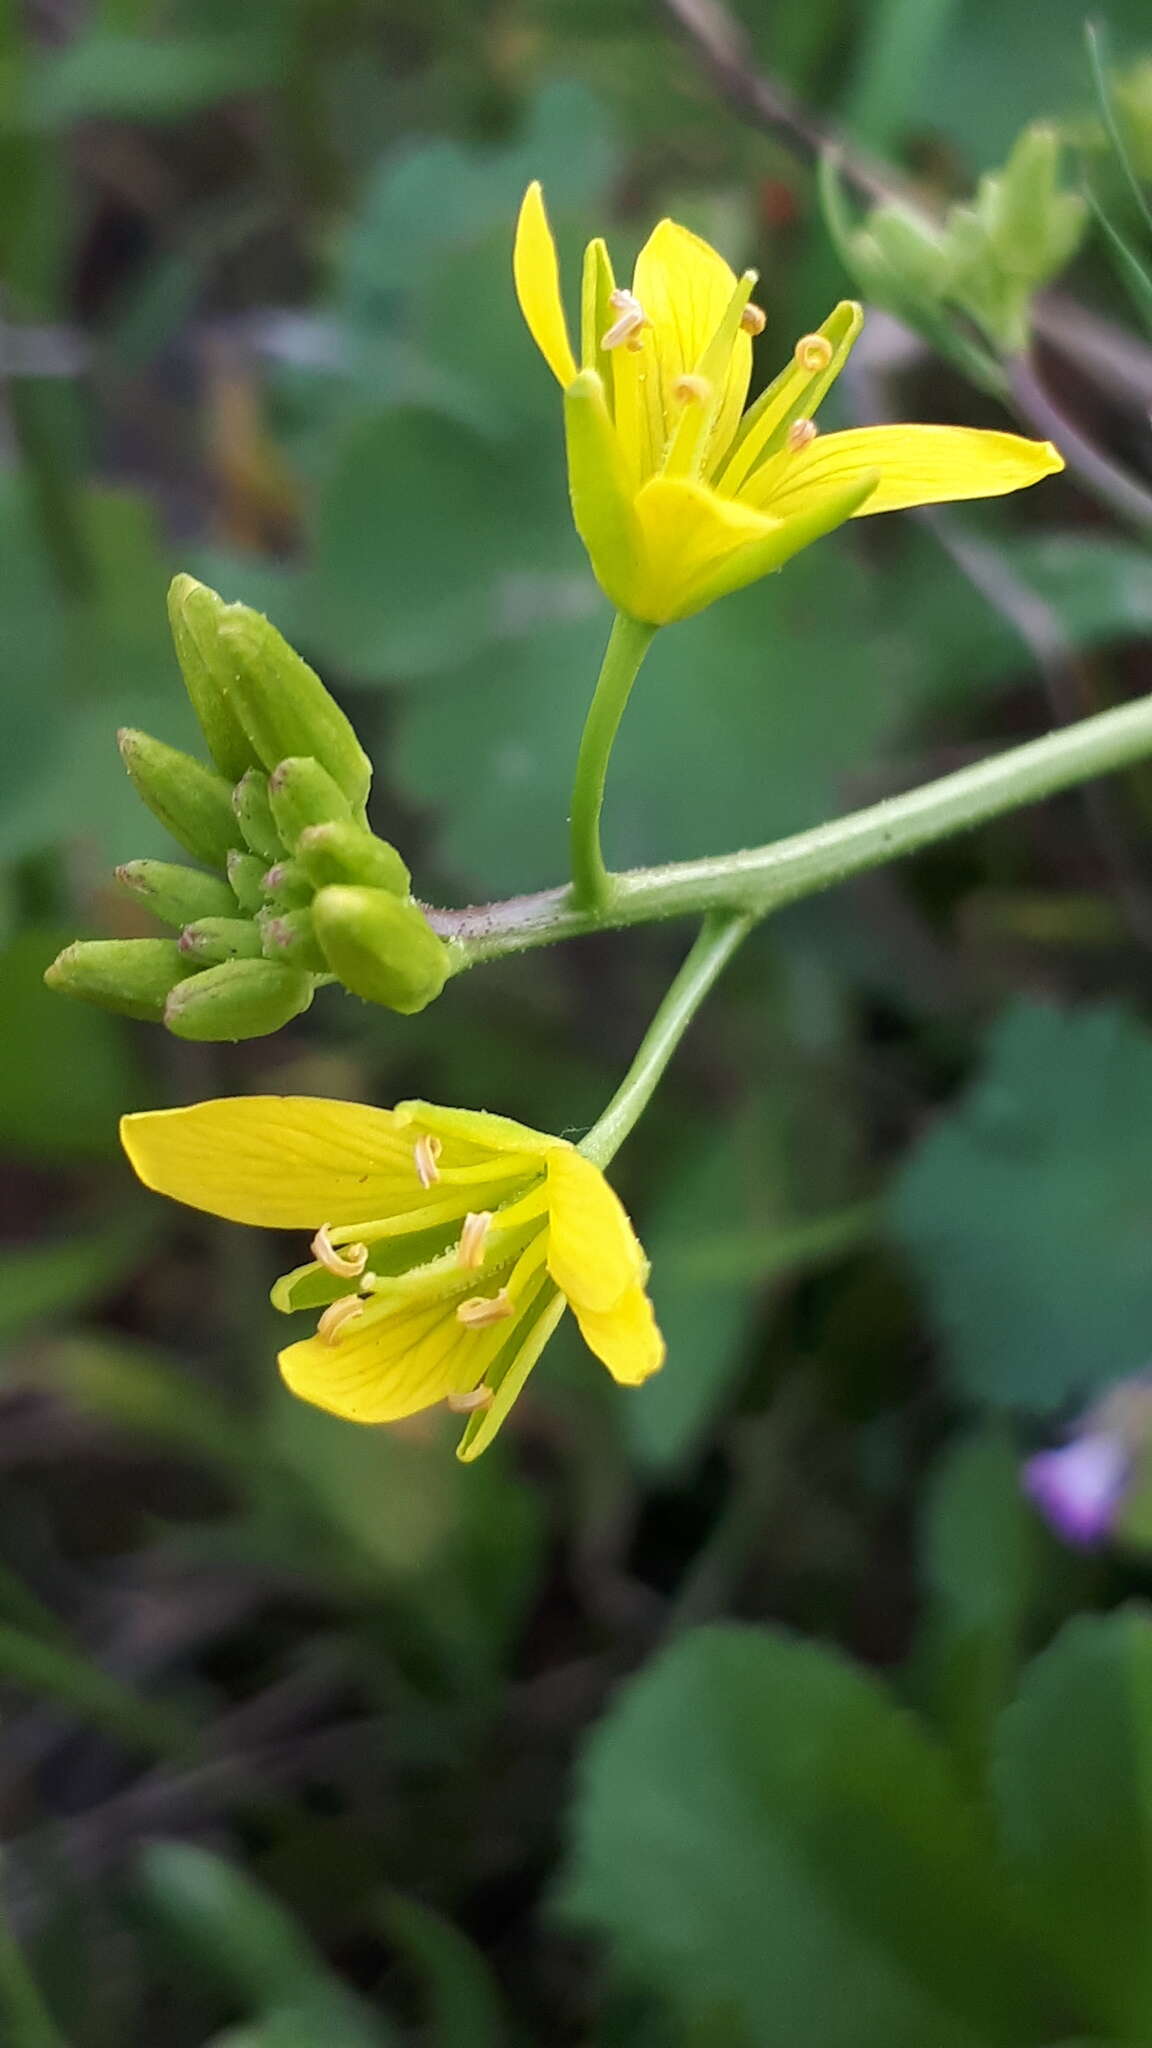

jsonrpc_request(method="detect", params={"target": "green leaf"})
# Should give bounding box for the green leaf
[376,1892,509,2048]
[889,1001,1152,1410]
[31,31,278,124]
[562,1624,1061,2048]
[995,1610,1152,2036]
[0,928,143,1158]
[0,1226,147,1356]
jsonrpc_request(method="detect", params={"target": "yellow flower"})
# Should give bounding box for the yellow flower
[120,1095,663,1461]
[514,182,1064,625]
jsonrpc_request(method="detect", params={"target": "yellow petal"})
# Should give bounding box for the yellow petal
[629,474,779,625]
[564,371,648,614]
[279,1277,534,1425]
[397,1099,555,1159]
[513,182,577,388]
[456,1286,567,1462]
[121,1097,455,1228]
[571,1279,664,1385]
[671,470,878,621]
[748,423,1063,521]
[633,219,752,441]
[545,1146,646,1313]
[581,235,617,381]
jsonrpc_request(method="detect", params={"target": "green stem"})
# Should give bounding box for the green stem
[580,911,752,1166]
[569,613,657,911]
[435,685,1152,965]
[0,1861,69,2048]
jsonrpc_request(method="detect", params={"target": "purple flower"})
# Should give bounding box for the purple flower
[1023,1433,1131,1548]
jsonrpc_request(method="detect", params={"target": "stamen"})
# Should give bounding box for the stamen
[458,1211,493,1271]
[794,332,834,373]
[446,1386,494,1414]
[311,1223,369,1279]
[456,1289,514,1330]
[671,373,710,405]
[740,302,767,335]
[414,1133,442,1188]
[602,288,648,352]
[786,418,818,452]
[317,1296,366,1345]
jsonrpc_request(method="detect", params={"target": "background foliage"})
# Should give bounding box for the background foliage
[6,0,1152,2042]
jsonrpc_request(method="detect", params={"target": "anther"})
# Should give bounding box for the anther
[446,1386,495,1414]
[786,418,818,452]
[414,1133,442,1188]
[794,332,834,373]
[311,1223,369,1279]
[458,1212,493,1271]
[740,302,767,335]
[456,1290,514,1329]
[602,288,648,351]
[672,373,710,405]
[317,1296,366,1345]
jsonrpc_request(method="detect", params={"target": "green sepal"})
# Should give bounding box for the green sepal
[261,859,314,909]
[227,850,266,914]
[267,756,353,849]
[258,906,327,973]
[296,820,410,896]
[166,575,260,783]
[118,729,242,871]
[115,860,235,929]
[232,769,284,863]
[43,938,186,1021]
[217,608,372,810]
[178,917,263,965]
[311,884,450,1014]
[163,959,315,1042]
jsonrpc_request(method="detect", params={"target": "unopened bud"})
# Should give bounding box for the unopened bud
[258,906,327,973]
[227,850,266,914]
[115,860,235,929]
[261,859,313,909]
[217,609,371,811]
[166,575,259,783]
[267,756,353,849]
[311,885,450,1015]
[179,916,263,965]
[118,730,242,871]
[44,938,186,1021]
[296,820,410,897]
[860,204,952,299]
[163,959,315,1042]
[232,770,284,863]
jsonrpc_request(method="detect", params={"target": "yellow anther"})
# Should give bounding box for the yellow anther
[414,1133,442,1188]
[740,302,767,335]
[672,373,711,405]
[317,1295,366,1345]
[446,1386,495,1414]
[794,332,834,373]
[602,288,648,351]
[456,1289,514,1330]
[458,1211,493,1271]
[786,418,818,452]
[310,1223,368,1279]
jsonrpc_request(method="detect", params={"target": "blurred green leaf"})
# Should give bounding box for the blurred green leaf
[890,1002,1152,1410]
[377,1892,509,2048]
[0,1224,146,1356]
[0,928,142,1158]
[562,1623,1063,2048]
[0,1619,189,1755]
[31,31,277,124]
[995,1610,1152,2036]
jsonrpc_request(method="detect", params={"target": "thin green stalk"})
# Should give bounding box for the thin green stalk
[435,682,1152,964]
[0,1861,69,2048]
[580,911,752,1166]
[569,613,657,911]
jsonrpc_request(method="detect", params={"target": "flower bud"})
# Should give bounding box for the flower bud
[858,203,951,300]
[258,906,327,973]
[44,938,186,1021]
[267,756,353,849]
[179,916,264,965]
[227,850,266,914]
[232,769,284,864]
[311,885,450,1014]
[118,729,242,871]
[296,820,410,897]
[260,859,313,910]
[166,575,259,783]
[163,959,314,1042]
[115,860,235,929]
[217,608,371,811]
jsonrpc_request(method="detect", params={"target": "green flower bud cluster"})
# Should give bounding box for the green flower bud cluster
[837,126,1086,357]
[45,578,451,1040]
